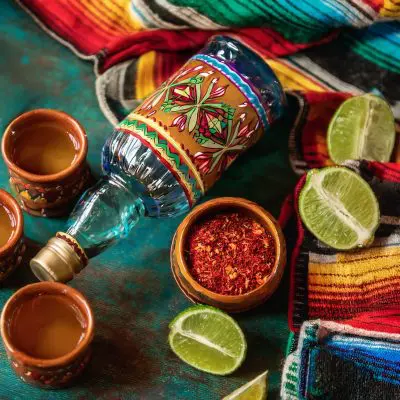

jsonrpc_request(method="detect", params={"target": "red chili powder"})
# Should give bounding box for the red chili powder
[186,212,276,296]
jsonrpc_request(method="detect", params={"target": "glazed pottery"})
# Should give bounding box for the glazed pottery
[0,282,94,388]
[2,109,90,217]
[171,197,286,312]
[0,189,25,282]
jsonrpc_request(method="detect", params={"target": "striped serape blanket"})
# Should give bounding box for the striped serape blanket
[279,160,400,397]
[16,1,400,398]
[279,159,400,333]
[281,313,400,399]
[18,1,400,125]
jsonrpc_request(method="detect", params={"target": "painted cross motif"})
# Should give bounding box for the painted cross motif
[140,64,261,176]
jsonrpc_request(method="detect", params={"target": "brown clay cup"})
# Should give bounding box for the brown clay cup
[0,189,25,282]
[171,197,286,313]
[0,282,94,388]
[2,109,90,217]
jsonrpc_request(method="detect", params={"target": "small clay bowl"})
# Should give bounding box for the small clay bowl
[2,109,90,217]
[171,197,286,313]
[0,282,94,389]
[0,189,25,282]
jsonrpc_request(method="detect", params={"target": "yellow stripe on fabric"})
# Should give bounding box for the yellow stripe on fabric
[136,51,157,101]
[337,245,400,262]
[310,245,400,271]
[267,59,326,92]
[309,264,400,286]
[103,0,144,30]
[80,0,142,32]
[309,279,400,295]
[381,0,400,17]
[309,247,400,287]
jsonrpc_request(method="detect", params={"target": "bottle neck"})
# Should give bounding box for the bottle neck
[31,174,146,282]
[66,174,145,258]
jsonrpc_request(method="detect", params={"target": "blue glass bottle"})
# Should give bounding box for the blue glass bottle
[30,36,285,282]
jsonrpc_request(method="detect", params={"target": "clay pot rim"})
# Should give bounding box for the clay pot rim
[0,189,24,255]
[1,109,88,183]
[0,282,94,368]
[174,197,285,303]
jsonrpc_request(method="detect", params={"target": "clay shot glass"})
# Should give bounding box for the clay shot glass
[171,197,286,313]
[2,109,90,217]
[0,189,25,282]
[0,282,94,389]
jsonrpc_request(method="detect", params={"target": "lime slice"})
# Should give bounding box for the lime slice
[327,94,395,164]
[223,371,268,400]
[299,167,379,250]
[168,305,247,375]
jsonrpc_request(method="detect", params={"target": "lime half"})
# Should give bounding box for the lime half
[223,371,268,400]
[327,94,395,164]
[299,167,379,250]
[168,305,246,375]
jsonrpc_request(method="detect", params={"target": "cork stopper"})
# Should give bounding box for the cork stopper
[30,233,87,283]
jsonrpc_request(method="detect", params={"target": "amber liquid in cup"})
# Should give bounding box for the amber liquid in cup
[10,294,85,359]
[12,122,80,175]
[0,204,15,248]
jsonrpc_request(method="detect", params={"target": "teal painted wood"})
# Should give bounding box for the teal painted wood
[0,2,296,398]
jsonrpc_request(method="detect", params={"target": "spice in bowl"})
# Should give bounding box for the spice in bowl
[186,212,276,296]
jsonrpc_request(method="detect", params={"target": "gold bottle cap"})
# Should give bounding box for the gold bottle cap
[30,233,87,283]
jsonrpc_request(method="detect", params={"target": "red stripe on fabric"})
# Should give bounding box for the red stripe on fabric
[347,321,400,334]
[301,92,352,169]
[102,30,211,72]
[309,279,400,299]
[309,293,400,319]
[20,0,112,54]
[365,0,386,13]
[102,27,338,73]
[72,0,126,35]
[368,162,400,183]
[278,194,294,229]
[342,308,400,334]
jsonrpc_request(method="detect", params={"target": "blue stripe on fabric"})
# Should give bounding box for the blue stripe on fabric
[191,54,269,129]
[349,22,400,61]
[298,323,400,397]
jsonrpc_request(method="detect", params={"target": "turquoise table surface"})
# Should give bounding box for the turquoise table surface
[0,1,298,399]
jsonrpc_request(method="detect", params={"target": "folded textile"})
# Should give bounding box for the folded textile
[278,159,400,333]
[281,316,400,400]
[288,91,400,175]
[18,1,400,124]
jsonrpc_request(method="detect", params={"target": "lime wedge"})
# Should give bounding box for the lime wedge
[168,305,246,375]
[223,371,268,400]
[327,94,395,164]
[299,167,379,250]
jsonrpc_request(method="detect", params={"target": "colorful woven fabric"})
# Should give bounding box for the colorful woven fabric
[279,159,400,333]
[280,158,400,398]
[15,2,400,398]
[288,91,400,175]
[281,316,400,399]
[18,1,400,124]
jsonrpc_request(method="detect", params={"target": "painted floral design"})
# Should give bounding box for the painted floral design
[163,77,228,138]
[140,65,206,112]
[194,114,259,175]
[140,64,261,176]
